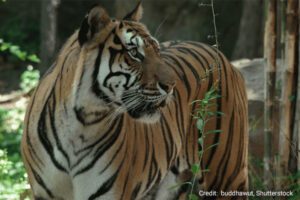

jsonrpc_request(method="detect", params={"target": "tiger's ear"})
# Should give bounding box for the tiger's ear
[123,1,143,22]
[78,5,110,46]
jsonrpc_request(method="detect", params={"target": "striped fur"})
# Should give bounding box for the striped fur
[21,3,248,200]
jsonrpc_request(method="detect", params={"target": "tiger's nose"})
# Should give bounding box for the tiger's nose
[157,82,175,95]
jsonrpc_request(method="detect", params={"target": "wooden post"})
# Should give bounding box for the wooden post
[295,0,300,174]
[263,0,277,188]
[279,0,298,185]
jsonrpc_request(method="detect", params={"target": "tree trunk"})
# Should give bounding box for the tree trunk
[232,0,264,60]
[40,0,60,74]
[279,0,299,186]
[263,0,277,189]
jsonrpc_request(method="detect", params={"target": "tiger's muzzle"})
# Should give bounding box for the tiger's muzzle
[122,82,175,120]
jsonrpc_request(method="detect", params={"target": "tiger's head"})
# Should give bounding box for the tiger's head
[77,2,176,123]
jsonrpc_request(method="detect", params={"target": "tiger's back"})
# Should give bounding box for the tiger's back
[161,41,248,194]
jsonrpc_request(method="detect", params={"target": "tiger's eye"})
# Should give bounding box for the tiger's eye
[129,48,137,56]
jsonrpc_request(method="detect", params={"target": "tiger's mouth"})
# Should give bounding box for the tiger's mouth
[127,100,166,119]
[122,90,168,123]
[120,87,172,122]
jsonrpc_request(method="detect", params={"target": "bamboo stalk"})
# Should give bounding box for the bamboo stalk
[263,0,277,188]
[279,0,298,186]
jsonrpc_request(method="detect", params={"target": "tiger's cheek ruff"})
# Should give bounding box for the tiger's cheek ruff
[91,25,148,106]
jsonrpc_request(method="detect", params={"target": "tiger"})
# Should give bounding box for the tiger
[21,2,248,200]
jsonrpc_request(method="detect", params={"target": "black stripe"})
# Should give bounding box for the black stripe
[131,182,142,200]
[74,106,109,126]
[143,126,150,170]
[170,165,179,175]
[37,91,67,172]
[205,69,222,169]
[185,101,197,168]
[159,116,171,163]
[162,58,184,82]
[177,46,212,84]
[121,172,131,198]
[91,45,112,103]
[146,144,159,189]
[119,22,124,29]
[25,86,44,167]
[27,147,43,171]
[108,47,121,69]
[70,148,93,170]
[59,48,72,97]
[161,114,177,167]
[177,47,206,72]
[173,89,185,143]
[224,98,245,190]
[49,91,71,168]
[72,117,119,157]
[217,51,229,101]
[99,130,125,174]
[74,116,123,176]
[24,153,54,198]
[161,52,191,99]
[103,71,132,90]
[176,54,201,83]
[185,42,218,88]
[88,165,120,200]
[208,111,234,191]
[113,34,122,45]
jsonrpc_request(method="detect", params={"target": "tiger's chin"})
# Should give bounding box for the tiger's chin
[127,109,161,124]
[124,98,171,124]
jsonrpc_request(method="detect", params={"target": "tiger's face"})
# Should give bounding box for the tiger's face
[78,3,176,122]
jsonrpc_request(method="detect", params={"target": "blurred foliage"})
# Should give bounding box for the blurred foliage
[0,41,39,198]
[20,65,40,93]
[0,39,40,63]
[0,67,39,199]
[0,0,243,63]
[0,101,28,199]
[0,0,40,53]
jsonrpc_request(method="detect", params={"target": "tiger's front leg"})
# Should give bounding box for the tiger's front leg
[149,167,202,200]
[22,152,73,200]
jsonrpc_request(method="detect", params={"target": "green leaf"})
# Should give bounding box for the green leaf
[15,50,27,60]
[188,193,199,200]
[207,94,222,100]
[201,99,208,105]
[207,111,216,116]
[9,45,20,53]
[191,164,200,175]
[204,142,220,152]
[196,119,204,130]
[198,150,204,157]
[28,54,41,63]
[0,43,10,51]
[198,138,203,146]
